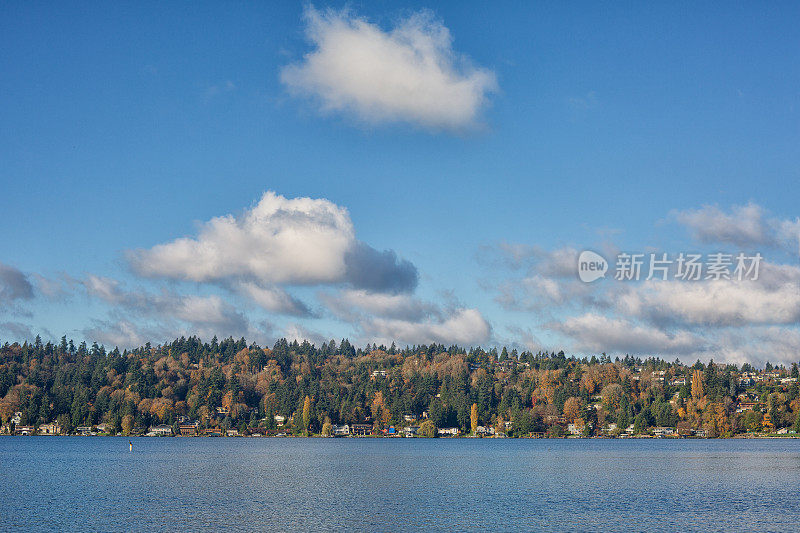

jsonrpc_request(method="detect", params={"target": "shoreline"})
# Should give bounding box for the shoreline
[2,433,798,440]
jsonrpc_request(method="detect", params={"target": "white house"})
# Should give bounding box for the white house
[652,427,675,437]
[147,424,173,437]
[332,424,350,436]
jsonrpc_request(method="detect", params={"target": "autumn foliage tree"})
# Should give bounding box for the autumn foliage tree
[302,395,311,436]
[691,369,705,400]
[121,414,133,436]
[418,419,437,438]
[563,397,582,422]
[471,403,478,435]
[1,334,797,439]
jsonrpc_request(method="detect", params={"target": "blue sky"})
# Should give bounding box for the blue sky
[1,2,799,365]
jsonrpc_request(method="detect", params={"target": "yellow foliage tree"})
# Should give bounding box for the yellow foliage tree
[495,415,505,436]
[471,403,478,435]
[371,391,391,429]
[121,414,134,436]
[302,396,312,436]
[563,397,582,422]
[418,419,437,438]
[691,369,705,400]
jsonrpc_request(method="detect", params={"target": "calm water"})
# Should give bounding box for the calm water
[2,437,799,532]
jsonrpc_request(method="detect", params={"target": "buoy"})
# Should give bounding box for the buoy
[129,441,132,452]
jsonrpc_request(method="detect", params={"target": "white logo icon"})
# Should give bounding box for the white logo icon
[578,251,608,283]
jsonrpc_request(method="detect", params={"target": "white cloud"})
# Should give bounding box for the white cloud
[280,7,496,130]
[282,322,329,347]
[321,289,439,322]
[617,269,800,327]
[169,295,245,331]
[496,274,596,311]
[0,321,38,342]
[83,319,155,349]
[84,275,126,304]
[128,191,417,294]
[320,288,490,347]
[483,243,580,278]
[552,313,703,356]
[360,308,491,347]
[504,325,544,353]
[81,275,250,340]
[712,327,800,367]
[672,203,800,251]
[31,273,70,300]
[0,261,34,303]
[235,281,312,317]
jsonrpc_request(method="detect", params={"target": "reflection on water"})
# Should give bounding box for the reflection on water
[2,437,799,532]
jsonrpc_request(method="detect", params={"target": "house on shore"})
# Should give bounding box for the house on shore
[653,427,675,437]
[178,421,199,436]
[332,424,350,437]
[38,422,61,435]
[351,424,372,436]
[147,424,173,437]
[403,426,419,437]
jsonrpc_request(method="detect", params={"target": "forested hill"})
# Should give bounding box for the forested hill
[1,335,799,437]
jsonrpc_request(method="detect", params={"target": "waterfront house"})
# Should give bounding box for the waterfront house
[438,427,459,436]
[38,422,61,435]
[736,401,758,413]
[75,426,92,436]
[274,415,286,426]
[179,422,199,436]
[652,427,675,437]
[147,424,173,437]
[332,424,350,436]
[226,429,240,437]
[567,422,585,436]
[602,423,618,435]
[14,425,35,435]
[403,426,419,437]
[351,424,373,436]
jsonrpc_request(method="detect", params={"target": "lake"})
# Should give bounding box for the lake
[1,437,799,531]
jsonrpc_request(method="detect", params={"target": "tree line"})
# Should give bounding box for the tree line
[1,334,799,437]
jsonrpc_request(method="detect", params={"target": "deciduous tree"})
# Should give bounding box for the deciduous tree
[302,395,311,436]
[470,403,478,435]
